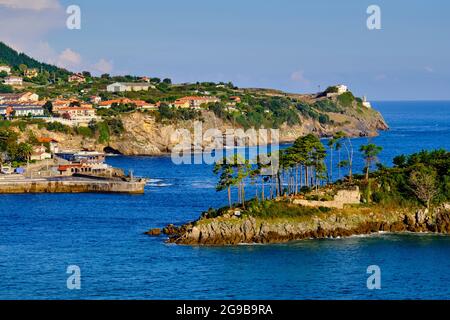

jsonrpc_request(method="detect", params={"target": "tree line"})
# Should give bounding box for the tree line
[214,132,383,209]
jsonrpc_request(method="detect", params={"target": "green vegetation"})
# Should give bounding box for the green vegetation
[96,121,110,144]
[0,128,33,164]
[0,83,13,93]
[337,91,355,108]
[296,102,335,125]
[157,104,202,122]
[368,149,450,209]
[0,41,70,78]
[245,200,331,218]
[96,103,136,117]
[213,134,330,209]
[212,127,448,218]
[360,143,383,181]
[208,96,307,129]
[44,121,72,134]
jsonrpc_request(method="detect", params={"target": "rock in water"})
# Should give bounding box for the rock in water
[145,228,161,236]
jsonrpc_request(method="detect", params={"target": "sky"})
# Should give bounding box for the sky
[0,0,449,100]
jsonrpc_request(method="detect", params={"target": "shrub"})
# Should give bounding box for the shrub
[97,121,110,143]
[46,122,72,134]
[106,118,125,136]
[75,126,93,138]
[337,92,355,108]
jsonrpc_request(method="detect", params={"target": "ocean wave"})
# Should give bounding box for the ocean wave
[147,179,163,184]
[147,183,173,187]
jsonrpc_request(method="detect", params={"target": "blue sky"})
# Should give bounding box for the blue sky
[0,0,449,100]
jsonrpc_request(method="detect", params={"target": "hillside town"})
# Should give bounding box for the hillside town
[0,47,378,184]
[0,82,227,126]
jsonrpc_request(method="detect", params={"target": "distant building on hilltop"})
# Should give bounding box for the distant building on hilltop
[0,103,45,118]
[54,106,96,119]
[362,96,372,108]
[25,68,39,78]
[173,96,220,109]
[230,96,241,103]
[326,84,348,97]
[30,145,52,161]
[106,82,153,92]
[68,73,86,83]
[3,76,23,86]
[0,91,39,102]
[0,65,11,74]
[90,95,102,104]
[336,84,348,94]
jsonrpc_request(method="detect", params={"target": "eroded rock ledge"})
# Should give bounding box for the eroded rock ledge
[161,205,450,245]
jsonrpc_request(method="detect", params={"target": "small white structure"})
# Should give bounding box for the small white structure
[0,92,39,102]
[31,145,52,161]
[0,105,45,117]
[68,73,86,83]
[362,96,372,108]
[0,65,11,74]
[107,82,154,92]
[38,137,59,153]
[335,84,348,94]
[326,84,348,97]
[3,76,23,86]
[90,96,102,104]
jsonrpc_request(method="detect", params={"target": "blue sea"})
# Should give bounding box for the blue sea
[0,101,449,299]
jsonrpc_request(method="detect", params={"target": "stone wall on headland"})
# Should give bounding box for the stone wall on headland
[293,187,361,209]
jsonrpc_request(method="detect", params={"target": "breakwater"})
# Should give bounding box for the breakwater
[0,177,146,194]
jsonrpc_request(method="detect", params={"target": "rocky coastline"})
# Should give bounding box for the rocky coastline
[22,108,388,156]
[151,205,450,245]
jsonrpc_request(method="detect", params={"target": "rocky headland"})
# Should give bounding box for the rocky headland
[157,203,450,245]
[20,101,388,156]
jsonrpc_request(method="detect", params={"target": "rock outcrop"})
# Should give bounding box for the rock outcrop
[165,205,450,245]
[22,108,388,156]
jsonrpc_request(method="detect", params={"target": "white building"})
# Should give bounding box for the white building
[362,96,372,108]
[0,104,45,117]
[4,76,23,86]
[31,145,52,161]
[336,84,348,94]
[106,82,154,92]
[326,84,349,97]
[0,65,11,74]
[0,92,39,102]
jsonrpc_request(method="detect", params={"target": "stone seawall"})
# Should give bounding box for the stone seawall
[0,179,146,194]
[293,188,361,209]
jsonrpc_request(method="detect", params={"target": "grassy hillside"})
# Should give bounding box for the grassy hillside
[0,42,70,76]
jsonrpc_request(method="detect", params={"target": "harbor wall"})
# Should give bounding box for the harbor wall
[0,179,145,194]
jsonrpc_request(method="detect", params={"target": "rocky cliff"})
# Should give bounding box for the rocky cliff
[23,106,388,156]
[162,205,450,245]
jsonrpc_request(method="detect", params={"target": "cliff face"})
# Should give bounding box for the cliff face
[24,107,388,156]
[165,205,450,245]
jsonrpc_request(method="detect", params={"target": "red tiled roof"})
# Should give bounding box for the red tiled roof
[38,137,58,143]
[58,164,83,171]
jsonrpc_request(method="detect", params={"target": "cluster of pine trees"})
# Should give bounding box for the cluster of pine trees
[214,132,384,209]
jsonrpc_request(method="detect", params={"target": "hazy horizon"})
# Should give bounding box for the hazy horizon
[1,0,449,100]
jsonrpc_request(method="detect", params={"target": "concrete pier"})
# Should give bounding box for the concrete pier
[0,176,146,194]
